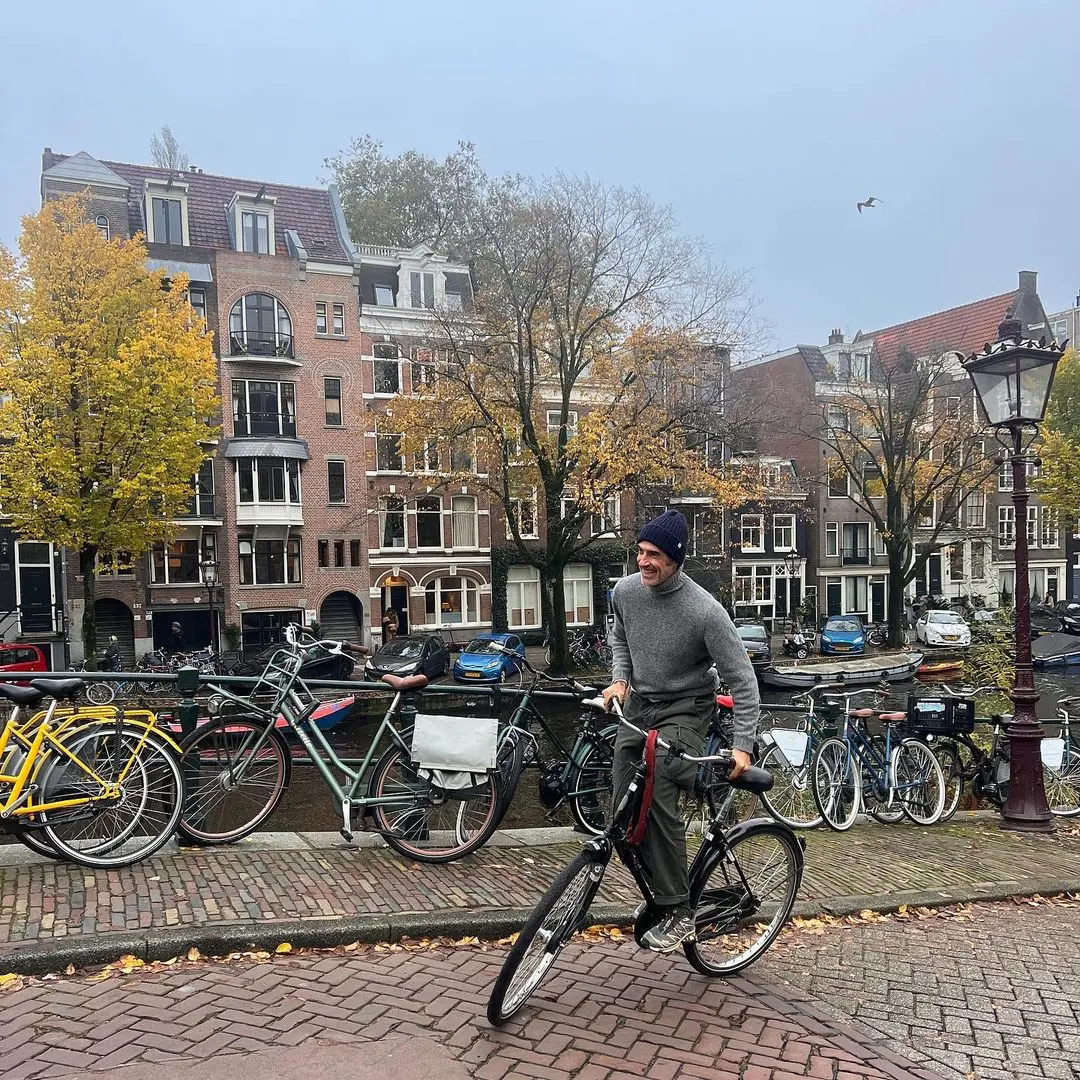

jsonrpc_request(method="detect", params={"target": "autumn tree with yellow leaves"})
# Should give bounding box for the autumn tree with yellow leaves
[383,175,760,671]
[1036,348,1080,528]
[815,348,997,647]
[0,195,219,664]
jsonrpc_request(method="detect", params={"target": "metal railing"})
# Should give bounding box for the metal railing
[229,331,294,359]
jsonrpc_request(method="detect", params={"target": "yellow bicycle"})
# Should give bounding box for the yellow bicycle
[0,678,184,868]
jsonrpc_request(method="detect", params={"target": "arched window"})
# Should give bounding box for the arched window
[425,576,479,627]
[95,215,110,240]
[229,293,293,357]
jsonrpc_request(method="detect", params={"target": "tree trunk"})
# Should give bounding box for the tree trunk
[542,566,570,674]
[886,546,908,649]
[80,545,99,669]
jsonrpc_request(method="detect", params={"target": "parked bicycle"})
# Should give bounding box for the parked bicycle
[812,686,945,830]
[487,697,802,1026]
[543,627,612,670]
[176,625,507,863]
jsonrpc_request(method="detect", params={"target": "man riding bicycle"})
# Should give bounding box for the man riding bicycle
[602,509,759,952]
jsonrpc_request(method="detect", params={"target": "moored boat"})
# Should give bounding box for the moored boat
[760,651,924,689]
[915,660,964,680]
[1032,633,1080,667]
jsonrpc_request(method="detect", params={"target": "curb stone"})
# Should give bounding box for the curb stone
[4,875,1078,978]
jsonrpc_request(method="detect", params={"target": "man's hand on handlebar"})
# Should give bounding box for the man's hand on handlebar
[601,680,628,710]
[729,749,751,779]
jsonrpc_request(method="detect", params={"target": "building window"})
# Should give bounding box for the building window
[411,347,438,391]
[410,271,435,309]
[242,610,303,650]
[546,410,579,438]
[315,302,328,335]
[949,544,964,581]
[873,525,887,556]
[451,495,477,548]
[96,551,134,577]
[379,495,405,550]
[740,514,763,552]
[772,514,795,551]
[349,539,362,566]
[825,522,839,558]
[999,505,1015,546]
[237,458,301,504]
[375,430,403,472]
[963,489,985,528]
[1041,507,1058,548]
[426,576,479,626]
[232,380,296,437]
[188,288,206,326]
[416,496,443,548]
[241,210,270,254]
[564,564,593,626]
[374,284,395,307]
[95,215,110,240]
[152,197,183,245]
[373,342,400,394]
[229,294,293,357]
[318,540,329,568]
[324,377,342,426]
[507,565,541,629]
[445,290,463,311]
[850,354,870,381]
[842,522,870,565]
[971,541,985,579]
[186,459,216,517]
[415,439,439,473]
[944,396,962,421]
[327,460,347,505]
[1027,505,1039,544]
[826,404,848,431]
[450,438,475,474]
[591,496,619,537]
[333,540,345,567]
[238,536,302,585]
[845,575,868,614]
[507,495,538,539]
[332,303,345,335]
[828,463,849,498]
[149,539,201,584]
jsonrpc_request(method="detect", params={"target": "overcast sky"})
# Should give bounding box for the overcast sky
[2,0,1077,349]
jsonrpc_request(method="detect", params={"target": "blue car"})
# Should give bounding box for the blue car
[452,632,526,684]
[820,616,866,656]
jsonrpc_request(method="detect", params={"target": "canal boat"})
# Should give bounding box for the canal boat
[760,651,924,689]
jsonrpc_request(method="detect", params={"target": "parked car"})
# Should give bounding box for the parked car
[364,633,450,681]
[238,642,355,680]
[0,643,48,684]
[733,620,772,669]
[452,632,526,684]
[819,616,866,656]
[915,609,972,648]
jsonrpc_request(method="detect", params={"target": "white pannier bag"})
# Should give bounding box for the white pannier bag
[410,714,499,795]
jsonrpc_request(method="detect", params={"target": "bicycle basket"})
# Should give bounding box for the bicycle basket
[906,695,975,734]
[411,714,498,797]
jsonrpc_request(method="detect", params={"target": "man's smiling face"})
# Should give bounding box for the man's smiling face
[637,541,678,588]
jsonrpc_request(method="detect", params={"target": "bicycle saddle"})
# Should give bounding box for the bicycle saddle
[0,684,46,706]
[29,678,85,701]
[728,764,773,795]
[879,711,907,723]
[380,673,429,691]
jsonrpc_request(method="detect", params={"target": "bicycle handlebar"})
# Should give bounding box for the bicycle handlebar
[583,697,733,766]
[284,623,368,656]
[936,683,997,698]
[488,642,595,697]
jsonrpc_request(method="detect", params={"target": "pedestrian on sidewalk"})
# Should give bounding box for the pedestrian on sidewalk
[602,509,759,954]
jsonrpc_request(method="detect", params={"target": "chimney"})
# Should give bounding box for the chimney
[1074,291,1079,308]
[1018,270,1037,294]
[828,328,844,345]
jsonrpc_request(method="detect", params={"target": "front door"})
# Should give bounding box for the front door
[382,585,409,635]
[19,567,53,634]
[928,553,942,595]
[871,577,887,623]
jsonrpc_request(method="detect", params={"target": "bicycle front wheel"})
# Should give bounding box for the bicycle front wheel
[177,717,291,843]
[929,741,964,822]
[758,744,822,829]
[812,737,860,831]
[684,820,803,977]
[487,850,606,1026]
[1044,746,1080,817]
[84,682,116,706]
[895,739,945,825]
[36,726,184,868]
[567,729,615,836]
[369,744,503,863]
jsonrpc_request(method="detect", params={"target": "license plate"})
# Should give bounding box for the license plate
[464,671,481,678]
[943,635,959,641]
[833,644,849,651]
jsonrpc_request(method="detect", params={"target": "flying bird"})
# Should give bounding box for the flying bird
[857,196,883,213]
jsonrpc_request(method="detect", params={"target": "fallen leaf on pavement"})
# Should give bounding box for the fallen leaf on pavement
[275,943,292,954]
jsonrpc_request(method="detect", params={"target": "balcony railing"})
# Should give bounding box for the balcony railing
[842,547,870,566]
[234,410,297,438]
[183,493,216,517]
[229,331,294,359]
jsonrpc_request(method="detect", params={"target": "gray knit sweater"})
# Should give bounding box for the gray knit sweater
[609,570,759,753]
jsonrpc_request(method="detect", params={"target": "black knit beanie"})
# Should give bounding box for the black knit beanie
[638,509,688,567]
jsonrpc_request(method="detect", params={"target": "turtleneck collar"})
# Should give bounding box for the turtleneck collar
[652,569,684,595]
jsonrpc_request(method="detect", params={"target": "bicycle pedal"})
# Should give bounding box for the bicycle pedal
[339,828,354,843]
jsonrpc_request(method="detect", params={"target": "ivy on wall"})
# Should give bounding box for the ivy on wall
[490,544,632,644]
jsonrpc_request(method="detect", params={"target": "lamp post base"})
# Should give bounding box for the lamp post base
[1000,718,1055,834]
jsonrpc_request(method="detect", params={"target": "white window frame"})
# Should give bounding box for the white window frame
[873,525,887,556]
[828,464,849,498]
[963,488,985,528]
[917,500,936,529]
[374,427,403,473]
[238,535,302,586]
[410,270,437,310]
[373,342,401,396]
[232,378,296,438]
[374,283,395,307]
[378,495,406,551]
[944,396,961,421]
[149,536,204,585]
[825,522,839,558]
[826,404,848,432]
[450,495,478,549]
[850,353,870,382]
[230,192,277,256]
[772,513,795,552]
[426,575,480,627]
[507,565,541,630]
[95,215,110,240]
[144,179,189,246]
[998,505,1015,547]
[563,564,594,627]
[740,513,764,552]
[733,566,753,605]
[415,438,439,474]
[507,493,539,540]
[1027,505,1039,544]
[591,495,620,537]
[546,410,579,439]
[236,458,302,506]
[415,495,443,549]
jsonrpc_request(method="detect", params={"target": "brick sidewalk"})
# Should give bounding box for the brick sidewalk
[2,816,1079,972]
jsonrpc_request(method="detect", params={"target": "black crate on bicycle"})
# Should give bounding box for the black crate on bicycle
[906,695,975,734]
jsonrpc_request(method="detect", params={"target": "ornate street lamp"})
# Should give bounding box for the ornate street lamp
[200,557,220,653]
[963,314,1067,833]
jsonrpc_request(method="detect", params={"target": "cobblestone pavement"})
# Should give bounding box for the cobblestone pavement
[0,934,945,1080]
[761,896,1080,1080]
[2,818,1079,960]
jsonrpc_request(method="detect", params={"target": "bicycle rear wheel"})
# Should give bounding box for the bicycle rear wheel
[684,820,803,977]
[1043,746,1080,817]
[929,741,964,822]
[566,729,615,836]
[895,739,945,825]
[487,850,606,1026]
[36,726,184,868]
[812,737,860,831]
[369,744,504,863]
[177,717,291,843]
[84,682,116,706]
[758,744,822,829]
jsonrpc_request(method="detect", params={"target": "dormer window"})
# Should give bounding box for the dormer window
[374,284,395,307]
[144,179,189,246]
[229,192,277,256]
[410,271,435,310]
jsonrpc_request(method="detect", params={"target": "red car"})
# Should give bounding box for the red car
[0,643,49,684]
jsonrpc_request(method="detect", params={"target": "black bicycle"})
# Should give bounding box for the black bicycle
[487,698,804,1026]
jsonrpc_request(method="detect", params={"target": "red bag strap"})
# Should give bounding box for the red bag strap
[626,729,658,846]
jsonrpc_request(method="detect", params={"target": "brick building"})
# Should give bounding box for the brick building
[40,149,370,659]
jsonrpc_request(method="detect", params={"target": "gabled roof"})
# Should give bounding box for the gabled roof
[796,345,830,379]
[45,153,352,263]
[42,151,129,190]
[857,290,1020,362]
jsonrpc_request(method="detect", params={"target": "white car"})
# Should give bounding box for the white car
[915,609,972,647]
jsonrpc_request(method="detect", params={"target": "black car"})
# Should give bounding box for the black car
[734,619,772,669]
[237,643,355,680]
[365,633,450,681]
